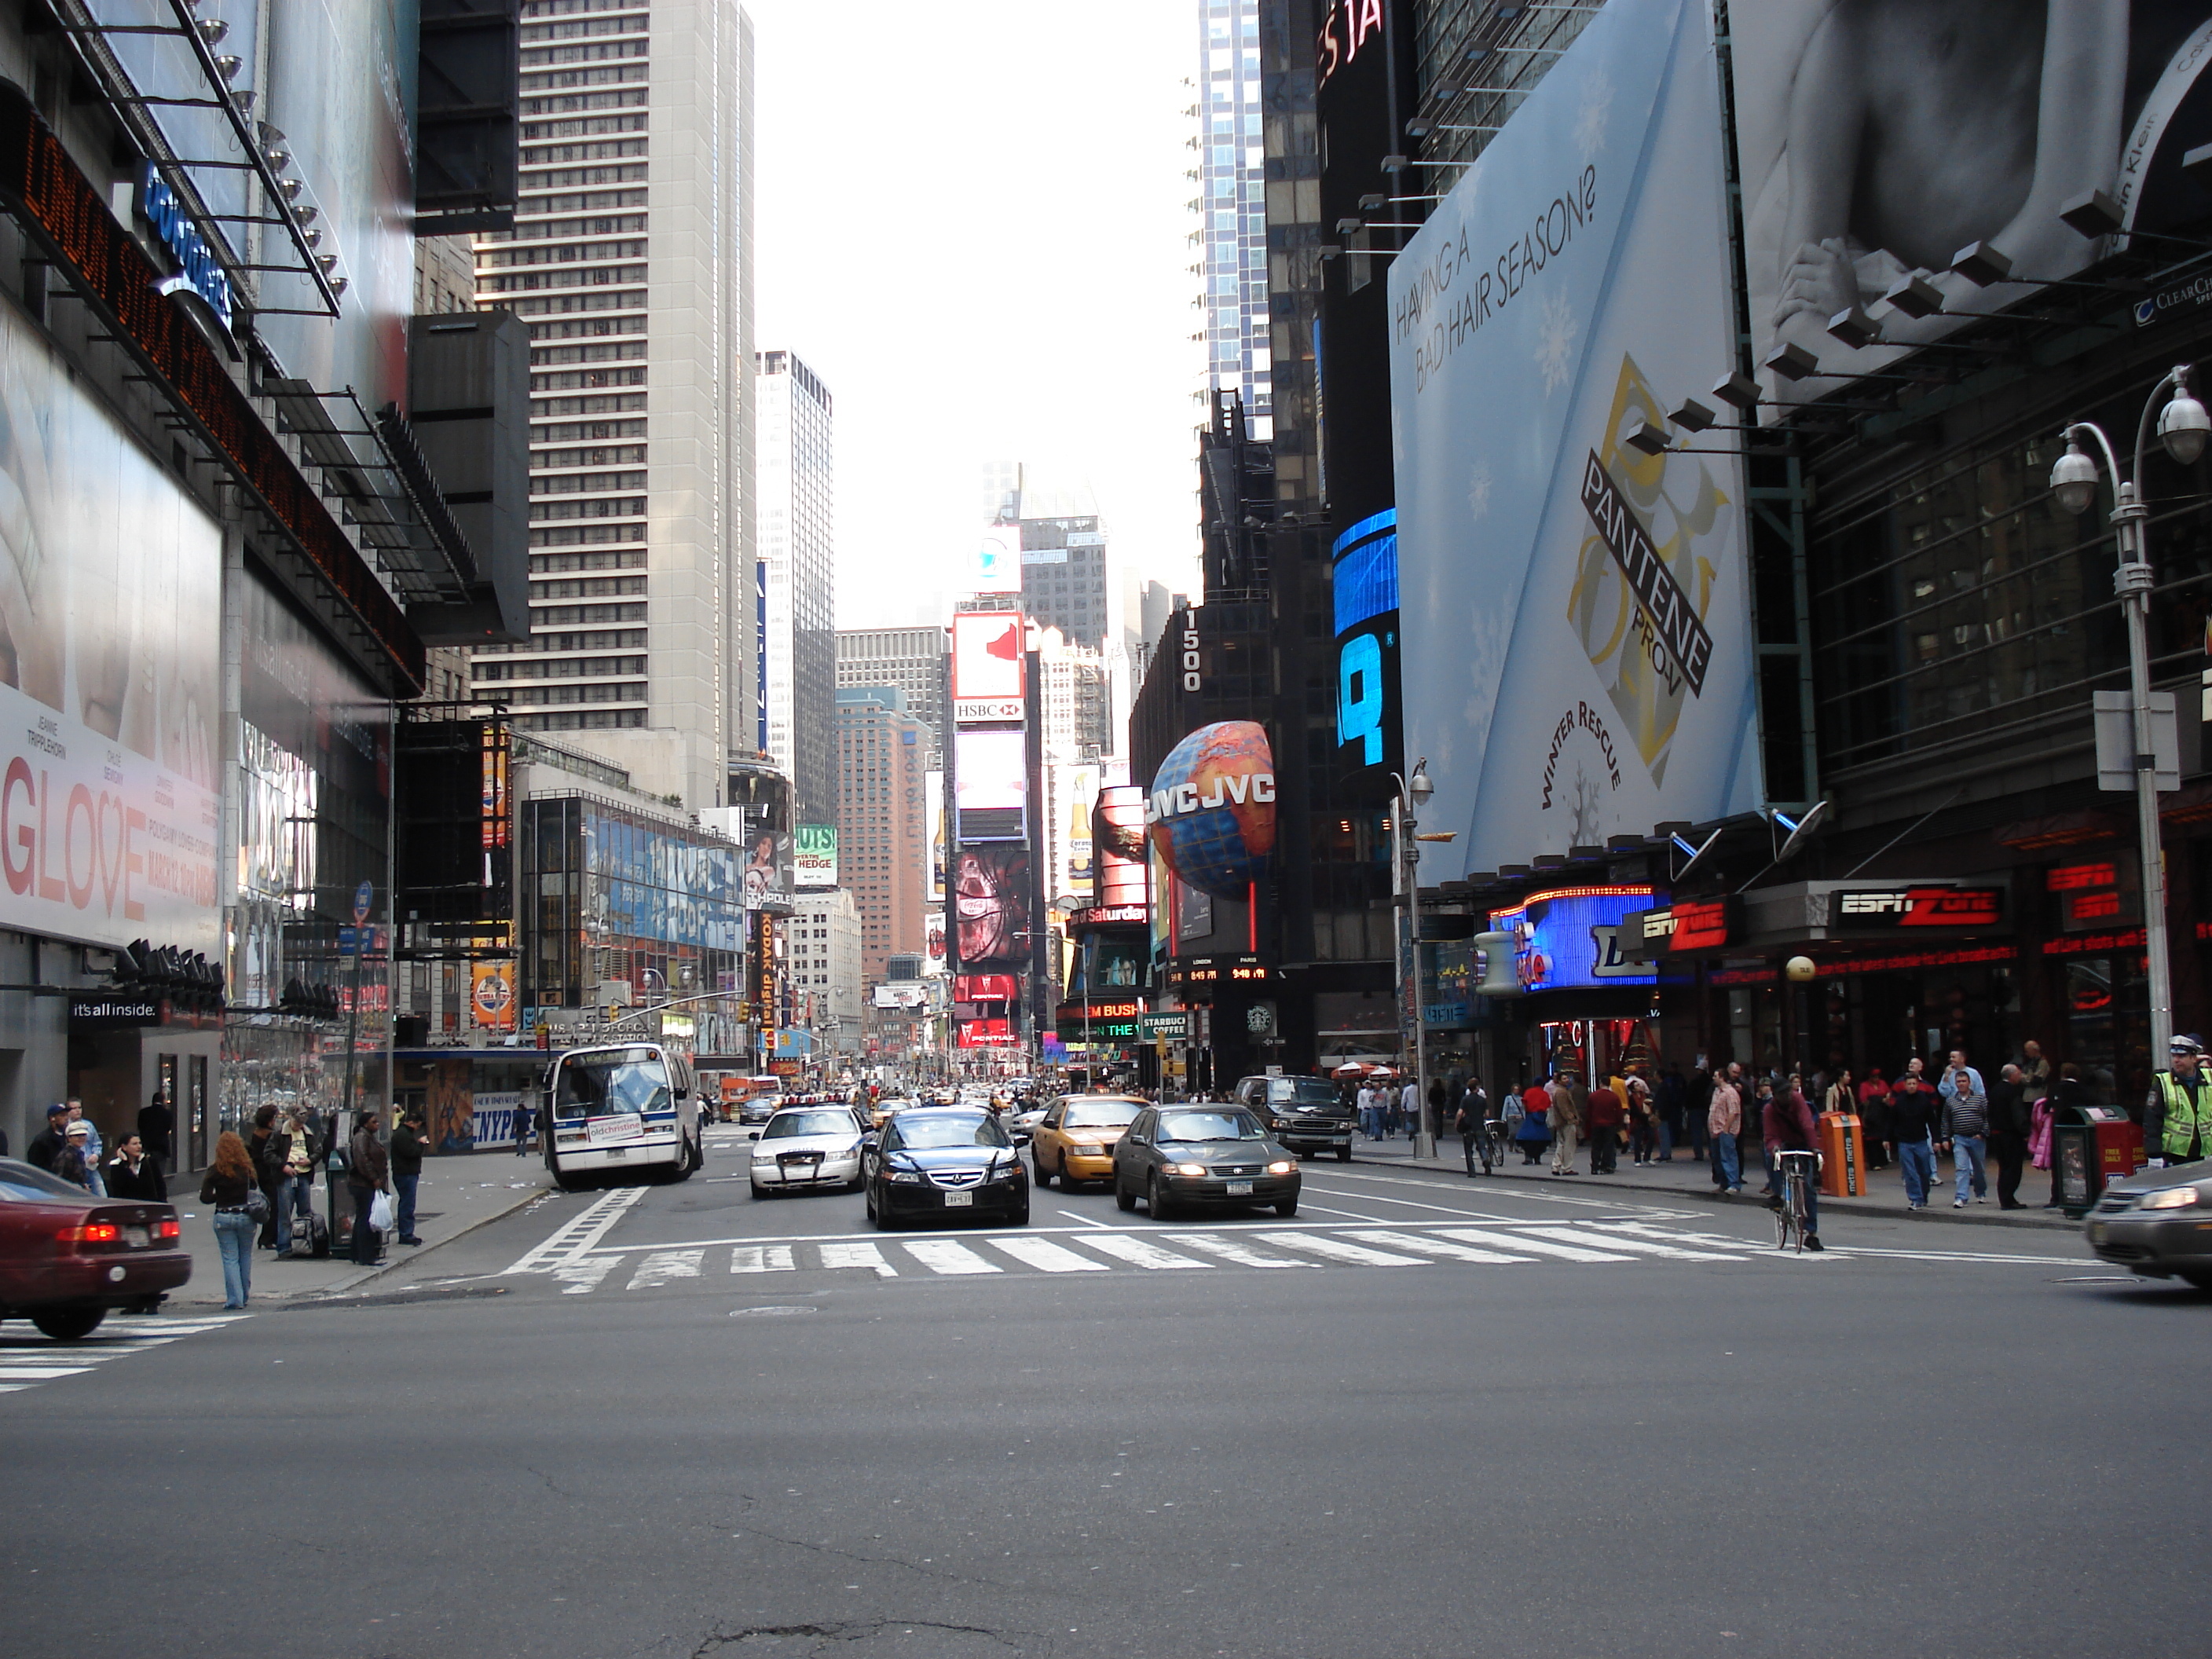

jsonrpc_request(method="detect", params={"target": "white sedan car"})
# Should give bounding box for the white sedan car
[749,1104,867,1197]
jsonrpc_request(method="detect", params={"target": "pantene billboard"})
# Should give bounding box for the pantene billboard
[0,306,221,952]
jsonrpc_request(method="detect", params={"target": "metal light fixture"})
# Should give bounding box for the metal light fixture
[1826,306,1883,350]
[1765,342,1819,382]
[2158,373,2209,464]
[213,53,243,82]
[1948,240,2013,287]
[1624,416,1672,457]
[196,17,229,45]
[292,204,317,226]
[316,253,338,275]
[301,228,321,249]
[1408,759,1433,808]
[1404,119,1432,138]
[277,178,303,201]
[1881,272,1945,320]
[1670,397,1716,433]
[2049,436,2100,515]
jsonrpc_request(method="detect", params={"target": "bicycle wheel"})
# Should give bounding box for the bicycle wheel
[1790,1175,1809,1253]
[1773,1199,1793,1251]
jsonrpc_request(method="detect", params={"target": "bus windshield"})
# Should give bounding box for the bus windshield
[552,1048,672,1121]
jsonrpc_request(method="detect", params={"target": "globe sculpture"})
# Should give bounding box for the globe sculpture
[1147,720,1276,899]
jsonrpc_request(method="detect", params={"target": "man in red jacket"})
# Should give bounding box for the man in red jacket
[1585,1079,1623,1174]
[1762,1083,1823,1250]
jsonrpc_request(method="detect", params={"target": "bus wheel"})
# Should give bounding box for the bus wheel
[553,1169,589,1192]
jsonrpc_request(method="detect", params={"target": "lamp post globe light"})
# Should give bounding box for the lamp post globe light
[2045,364,2206,1069]
[1391,759,1437,1159]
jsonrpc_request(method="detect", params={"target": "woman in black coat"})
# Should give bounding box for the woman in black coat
[104,1133,167,1202]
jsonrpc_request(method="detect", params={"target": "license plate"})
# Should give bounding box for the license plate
[604,1146,627,1159]
[942,1190,973,1207]
[2089,1221,2108,1244]
[1226,1181,1254,1196]
[123,1225,151,1248]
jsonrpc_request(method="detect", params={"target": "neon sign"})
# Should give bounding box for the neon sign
[1316,0,1386,87]
[136,162,232,333]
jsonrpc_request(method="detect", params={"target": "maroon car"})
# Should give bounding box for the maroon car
[0,1157,192,1340]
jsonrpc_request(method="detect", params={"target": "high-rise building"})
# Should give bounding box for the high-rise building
[1196,0,1269,437]
[756,350,836,823]
[836,688,932,983]
[471,0,757,813]
[788,889,863,1053]
[1016,508,1111,651]
[836,628,947,750]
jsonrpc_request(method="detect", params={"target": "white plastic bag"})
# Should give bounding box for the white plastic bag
[368,1190,395,1233]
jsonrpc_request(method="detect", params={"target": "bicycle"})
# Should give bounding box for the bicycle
[1773,1148,1820,1252]
[1458,1117,1509,1176]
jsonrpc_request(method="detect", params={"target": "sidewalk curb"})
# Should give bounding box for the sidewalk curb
[302,1178,558,1299]
[1345,1150,2080,1232]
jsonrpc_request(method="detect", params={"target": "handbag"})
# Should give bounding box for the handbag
[244,1186,271,1224]
[368,1189,395,1233]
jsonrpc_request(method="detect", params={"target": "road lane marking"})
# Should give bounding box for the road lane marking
[554,1257,619,1295]
[0,1365,94,1379]
[1321,1168,1706,1218]
[0,1313,248,1401]
[1168,1232,1317,1268]
[990,1237,1111,1273]
[1258,1232,1429,1266]
[1075,1234,1211,1270]
[731,1245,797,1274]
[1522,1225,1742,1262]
[627,1249,705,1291]
[1435,1226,1635,1262]
[1295,1185,1542,1221]
[818,1242,897,1277]
[1344,1229,1534,1265]
[1284,1199,1402,1225]
[1057,1209,1114,1228]
[903,1240,1002,1275]
[509,1185,647,1273]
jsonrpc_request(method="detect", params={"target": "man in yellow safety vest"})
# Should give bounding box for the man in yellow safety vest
[2145,1034,2212,1169]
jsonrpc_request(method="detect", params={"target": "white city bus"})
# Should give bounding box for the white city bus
[541,1043,702,1189]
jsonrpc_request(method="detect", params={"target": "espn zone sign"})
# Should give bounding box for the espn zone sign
[1830,887,2005,930]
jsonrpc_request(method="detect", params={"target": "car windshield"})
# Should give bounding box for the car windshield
[1158,1110,1265,1143]
[552,1049,671,1121]
[888,1112,1010,1151]
[764,1111,855,1140]
[1063,1100,1142,1129]
[0,1157,90,1202]
[1269,1079,1339,1106]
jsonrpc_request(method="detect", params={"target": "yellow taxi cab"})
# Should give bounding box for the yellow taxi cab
[1029,1093,1148,1190]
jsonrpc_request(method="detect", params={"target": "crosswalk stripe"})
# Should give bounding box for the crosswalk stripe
[0,1365,96,1379]
[903,1240,1002,1276]
[555,1257,618,1295]
[1258,1232,1429,1266]
[1572,1225,1749,1262]
[731,1245,797,1274]
[1345,1229,1534,1265]
[1170,1232,1316,1269]
[1075,1234,1210,1271]
[628,1250,705,1290]
[819,1242,897,1277]
[990,1237,1111,1273]
[1435,1226,1636,1263]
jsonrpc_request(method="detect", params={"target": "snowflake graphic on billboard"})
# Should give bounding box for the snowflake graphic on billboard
[1466,461,1493,522]
[1575,71,1613,156]
[1534,289,1578,394]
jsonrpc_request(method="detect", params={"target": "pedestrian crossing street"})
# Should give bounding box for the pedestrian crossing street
[502,1214,1943,1295]
[0,1313,249,1398]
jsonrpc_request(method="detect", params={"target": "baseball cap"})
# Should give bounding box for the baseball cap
[64,1119,91,1137]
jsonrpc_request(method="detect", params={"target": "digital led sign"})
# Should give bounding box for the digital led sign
[1486,885,1657,994]
[1830,886,2005,932]
[954,730,1027,841]
[1333,509,1402,782]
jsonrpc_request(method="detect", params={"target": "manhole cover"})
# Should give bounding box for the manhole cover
[731,1305,818,1317]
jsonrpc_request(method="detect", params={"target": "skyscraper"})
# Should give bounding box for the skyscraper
[836,688,932,983]
[836,628,947,751]
[1196,0,1269,437]
[471,0,756,813]
[756,350,836,824]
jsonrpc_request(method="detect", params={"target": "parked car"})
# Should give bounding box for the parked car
[1233,1075,1356,1161]
[1031,1094,1146,1190]
[0,1157,192,1340]
[864,1107,1030,1230]
[748,1105,868,1198]
[1112,1105,1301,1220]
[2084,1163,2212,1288]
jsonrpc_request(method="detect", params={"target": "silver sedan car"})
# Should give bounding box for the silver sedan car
[749,1104,867,1197]
[2085,1162,2212,1289]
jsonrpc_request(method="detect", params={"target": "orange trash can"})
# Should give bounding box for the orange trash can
[1817,1111,1864,1197]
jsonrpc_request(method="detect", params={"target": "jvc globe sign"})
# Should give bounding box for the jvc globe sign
[1146,720,1276,900]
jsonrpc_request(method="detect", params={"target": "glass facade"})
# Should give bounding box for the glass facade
[1197,0,1270,434]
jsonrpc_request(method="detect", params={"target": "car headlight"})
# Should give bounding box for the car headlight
[2141,1187,2203,1210]
[888,1170,928,1185]
[1170,1162,1207,1177]
[1071,1143,1104,1156]
[1266,1159,1296,1175]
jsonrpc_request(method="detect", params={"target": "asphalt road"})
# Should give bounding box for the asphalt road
[3,1127,2204,1659]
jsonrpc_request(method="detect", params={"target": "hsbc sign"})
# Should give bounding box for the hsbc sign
[1830,886,2005,932]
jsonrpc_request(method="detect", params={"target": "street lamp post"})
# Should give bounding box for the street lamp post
[2049,364,2210,1071]
[1391,760,1437,1159]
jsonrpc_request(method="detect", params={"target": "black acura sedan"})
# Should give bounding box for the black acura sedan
[864,1107,1031,1230]
[1112,1105,1301,1220]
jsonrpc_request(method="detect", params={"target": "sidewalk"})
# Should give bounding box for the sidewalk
[1350,1133,2079,1232]
[163,1158,555,1308]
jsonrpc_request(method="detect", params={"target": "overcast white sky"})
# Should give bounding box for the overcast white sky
[747,0,1204,631]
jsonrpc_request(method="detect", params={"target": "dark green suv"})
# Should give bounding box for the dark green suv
[1233,1075,1354,1161]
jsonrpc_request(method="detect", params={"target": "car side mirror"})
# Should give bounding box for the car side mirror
[1012,1130,1032,1146]
[745,1130,760,1141]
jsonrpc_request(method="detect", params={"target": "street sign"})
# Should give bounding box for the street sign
[1139,1012,1188,1039]
[352,879,375,925]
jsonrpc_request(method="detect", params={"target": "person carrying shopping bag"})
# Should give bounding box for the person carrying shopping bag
[346,1110,392,1266]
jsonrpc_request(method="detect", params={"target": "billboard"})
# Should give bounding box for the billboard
[873,983,928,1009]
[470,961,518,1032]
[925,769,947,902]
[0,304,222,954]
[975,523,1021,592]
[740,829,793,912]
[1735,5,2212,411]
[1487,885,1657,994]
[1093,783,1149,910]
[954,844,1031,968]
[1334,508,1402,786]
[957,1017,1016,1048]
[955,729,1027,841]
[1063,762,1098,897]
[793,823,838,888]
[1390,0,1762,878]
[955,973,1019,1002]
[950,610,1025,722]
[1145,722,1276,900]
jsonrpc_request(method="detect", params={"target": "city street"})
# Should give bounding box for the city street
[4,1129,2205,1659]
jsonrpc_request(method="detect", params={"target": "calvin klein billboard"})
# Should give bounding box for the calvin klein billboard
[1390,0,1762,877]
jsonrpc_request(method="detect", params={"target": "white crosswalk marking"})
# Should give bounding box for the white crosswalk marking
[555,1257,619,1295]
[0,1364,95,1380]
[1258,1232,1429,1266]
[1170,1232,1316,1269]
[1560,1225,1745,1262]
[903,1240,1002,1276]
[731,1245,797,1274]
[990,1236,1111,1273]
[627,1250,704,1291]
[0,1313,248,1401]
[1075,1234,1210,1270]
[818,1242,897,1277]
[1436,1226,1636,1262]
[1345,1229,1535,1265]
[510,1185,646,1275]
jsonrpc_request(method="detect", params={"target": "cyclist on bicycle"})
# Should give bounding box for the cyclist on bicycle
[1762,1080,1825,1251]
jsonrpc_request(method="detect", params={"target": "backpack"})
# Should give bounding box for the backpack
[300,1210,331,1260]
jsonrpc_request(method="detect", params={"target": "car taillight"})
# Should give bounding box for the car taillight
[57,1222,121,1244]
[157,1220,181,1240]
